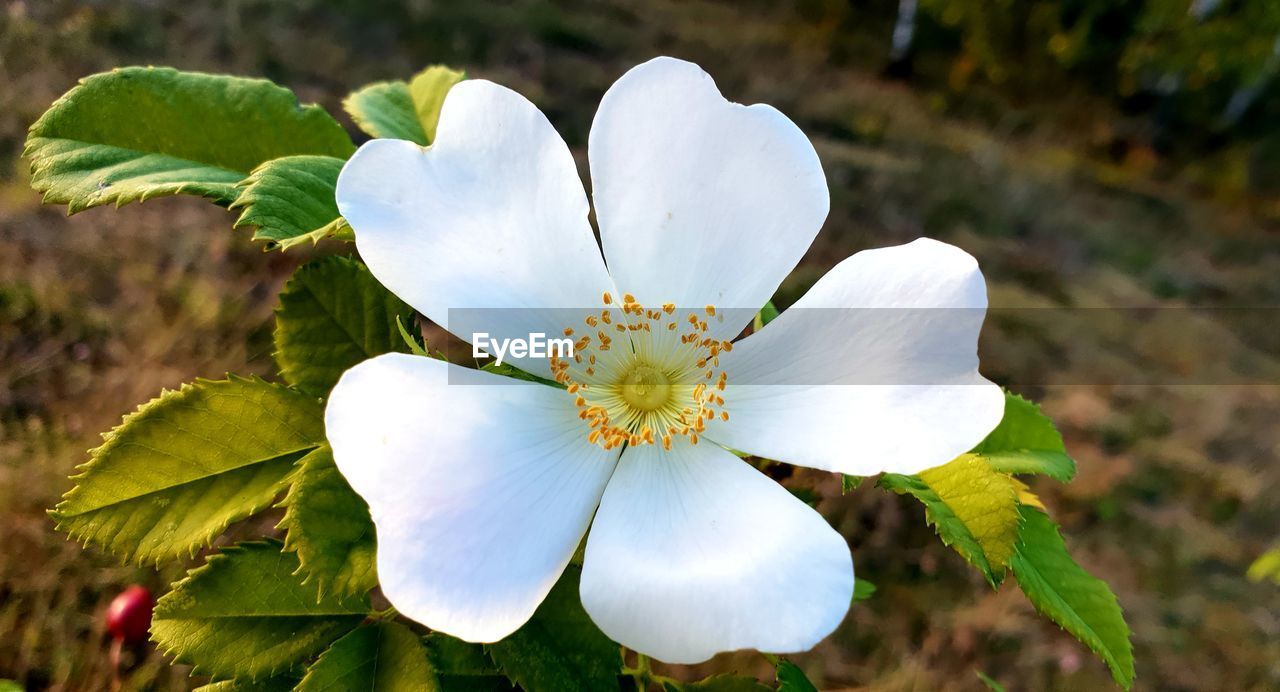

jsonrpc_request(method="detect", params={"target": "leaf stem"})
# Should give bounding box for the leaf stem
[623,650,652,691]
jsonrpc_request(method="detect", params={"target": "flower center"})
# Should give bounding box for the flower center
[619,365,672,411]
[548,292,731,451]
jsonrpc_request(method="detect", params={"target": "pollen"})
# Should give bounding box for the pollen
[549,294,732,453]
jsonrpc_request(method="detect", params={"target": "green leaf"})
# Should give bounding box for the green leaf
[752,300,780,332]
[51,377,323,565]
[479,361,563,388]
[344,65,465,145]
[880,454,1021,585]
[427,634,498,675]
[297,621,437,691]
[841,474,863,494]
[425,634,514,692]
[152,541,369,681]
[274,256,414,396]
[397,315,430,357]
[664,675,770,692]
[25,67,353,213]
[277,445,377,598]
[975,670,1006,692]
[344,82,423,143]
[1011,507,1134,690]
[409,66,467,144]
[852,578,877,601]
[194,677,298,692]
[973,392,1076,482]
[775,660,818,692]
[231,155,352,250]
[486,566,621,692]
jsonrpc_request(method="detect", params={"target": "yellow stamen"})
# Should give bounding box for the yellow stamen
[552,294,731,451]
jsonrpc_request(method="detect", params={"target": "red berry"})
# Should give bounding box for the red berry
[106,585,153,644]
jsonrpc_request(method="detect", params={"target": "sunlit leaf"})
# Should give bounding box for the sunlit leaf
[918,455,1021,571]
[274,256,414,396]
[51,377,323,565]
[409,66,467,143]
[297,621,437,691]
[1010,477,1046,510]
[25,67,353,213]
[277,445,377,599]
[881,454,1021,585]
[1011,507,1134,690]
[344,65,465,145]
[151,541,368,681]
[344,81,423,143]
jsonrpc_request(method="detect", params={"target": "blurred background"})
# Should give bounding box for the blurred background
[1,0,1278,689]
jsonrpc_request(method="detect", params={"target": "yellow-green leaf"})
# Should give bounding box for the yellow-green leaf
[343,65,465,145]
[881,455,1021,585]
[918,455,1021,570]
[409,66,466,143]
[51,377,324,565]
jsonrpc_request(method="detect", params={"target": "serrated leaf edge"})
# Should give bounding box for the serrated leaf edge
[24,66,351,215]
[150,540,368,681]
[48,375,321,566]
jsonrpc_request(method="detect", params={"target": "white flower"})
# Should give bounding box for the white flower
[327,56,1004,664]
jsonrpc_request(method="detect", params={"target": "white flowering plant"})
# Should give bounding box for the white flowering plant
[28,58,1134,690]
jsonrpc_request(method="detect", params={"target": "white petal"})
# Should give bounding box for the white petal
[580,440,853,664]
[335,81,614,362]
[325,353,618,642]
[706,238,1006,475]
[589,57,829,340]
